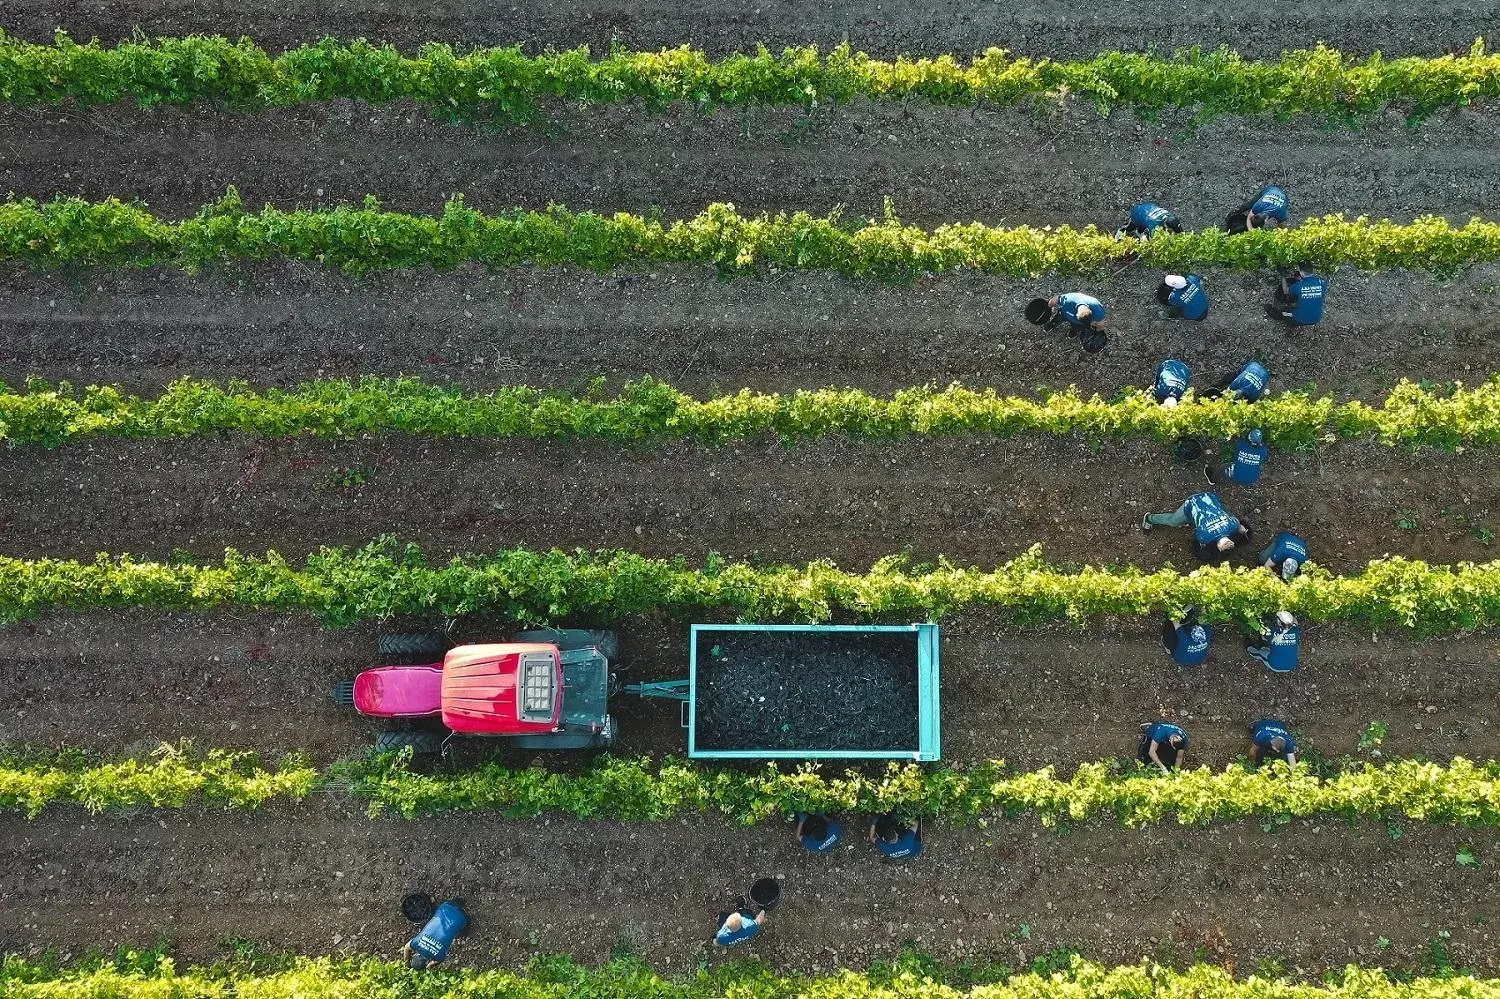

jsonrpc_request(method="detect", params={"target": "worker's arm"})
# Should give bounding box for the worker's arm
[401,943,414,960]
[1175,751,1186,771]
[1248,742,1262,764]
[1246,211,1260,230]
[1147,740,1169,774]
[868,821,878,843]
[1263,557,1277,570]
[794,815,805,839]
[1286,752,1298,767]
[753,910,767,926]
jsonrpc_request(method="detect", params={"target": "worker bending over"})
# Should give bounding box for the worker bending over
[1262,530,1308,581]
[1247,611,1301,673]
[1159,273,1210,320]
[1142,490,1251,561]
[1119,202,1184,239]
[795,813,842,853]
[1267,268,1327,328]
[1247,718,1299,766]
[1162,605,1211,667]
[402,898,470,970]
[1154,359,1191,407]
[1138,720,1190,773]
[1027,292,1108,353]
[715,902,767,946]
[1228,184,1289,232]
[870,813,924,860]
[1203,361,1270,402]
[1207,428,1268,487]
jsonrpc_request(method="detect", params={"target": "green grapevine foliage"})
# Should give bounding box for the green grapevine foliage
[1,191,1496,277]
[0,33,1495,122]
[3,375,1500,449]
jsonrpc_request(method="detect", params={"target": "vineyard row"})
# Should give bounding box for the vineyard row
[0,32,1495,122]
[5,951,1498,999]
[4,375,1499,449]
[5,746,1500,827]
[4,192,1496,277]
[0,537,1496,630]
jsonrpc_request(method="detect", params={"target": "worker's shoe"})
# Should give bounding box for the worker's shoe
[1140,515,1154,532]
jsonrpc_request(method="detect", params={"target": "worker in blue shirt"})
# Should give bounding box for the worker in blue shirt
[1261,530,1308,581]
[714,903,767,946]
[795,813,842,853]
[1247,718,1299,766]
[1119,202,1184,240]
[1161,605,1211,667]
[401,898,470,969]
[1268,268,1327,327]
[1228,184,1289,232]
[1137,720,1189,773]
[870,813,923,860]
[1204,361,1270,402]
[1159,273,1210,320]
[1207,428,1268,487]
[1247,611,1301,673]
[1154,359,1191,408]
[1050,291,1109,353]
[1142,490,1251,560]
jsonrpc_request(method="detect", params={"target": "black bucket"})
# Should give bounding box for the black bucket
[1024,298,1052,325]
[749,877,781,912]
[401,891,436,923]
[1172,436,1205,463]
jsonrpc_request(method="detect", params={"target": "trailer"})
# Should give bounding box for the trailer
[628,622,941,761]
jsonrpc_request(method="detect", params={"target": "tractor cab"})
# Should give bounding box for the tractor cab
[338,631,617,753]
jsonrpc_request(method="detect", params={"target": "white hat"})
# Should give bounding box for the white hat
[1164,274,1188,290]
[1281,557,1300,580]
[1276,610,1298,627]
[1162,396,1180,408]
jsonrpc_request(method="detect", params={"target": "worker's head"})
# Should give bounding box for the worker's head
[1276,610,1298,628]
[1164,220,1184,234]
[802,814,829,840]
[1247,428,1264,446]
[408,955,431,971]
[1216,536,1236,552]
[1168,733,1186,749]
[1281,557,1301,581]
[1164,274,1188,290]
[1075,304,1093,321]
[1269,735,1288,753]
[875,814,903,843]
[1162,395,1180,408]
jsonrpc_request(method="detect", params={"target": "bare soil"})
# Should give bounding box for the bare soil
[4,102,1500,229]
[1,435,1497,575]
[3,803,1499,976]
[1,0,1494,59]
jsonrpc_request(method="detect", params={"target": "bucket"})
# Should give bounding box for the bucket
[1024,298,1052,325]
[401,891,436,923]
[749,877,781,912]
[1171,436,1205,463]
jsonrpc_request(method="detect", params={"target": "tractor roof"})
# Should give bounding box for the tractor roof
[440,643,562,735]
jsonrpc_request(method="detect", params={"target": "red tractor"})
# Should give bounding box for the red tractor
[333,628,619,754]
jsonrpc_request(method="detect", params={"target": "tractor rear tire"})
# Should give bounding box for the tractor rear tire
[331,680,355,706]
[378,632,449,662]
[375,729,446,755]
[515,628,619,659]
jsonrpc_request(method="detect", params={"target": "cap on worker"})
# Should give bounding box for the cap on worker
[409,955,431,970]
[1247,428,1264,445]
[1281,557,1300,580]
[1276,610,1297,627]
[1162,396,1180,408]
[1164,274,1188,290]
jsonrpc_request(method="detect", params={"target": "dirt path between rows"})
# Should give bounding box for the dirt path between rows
[3,262,1498,401]
[3,804,1497,974]
[5,102,1499,229]
[4,609,1496,771]
[2,435,1497,574]
[1,0,1493,58]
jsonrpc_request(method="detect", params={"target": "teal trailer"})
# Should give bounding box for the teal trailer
[627,622,941,761]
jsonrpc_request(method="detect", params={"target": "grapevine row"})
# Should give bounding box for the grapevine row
[6,952,1498,999]
[0,32,1495,122]
[0,537,1497,631]
[4,375,1499,449]
[3,191,1496,277]
[5,746,1500,827]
